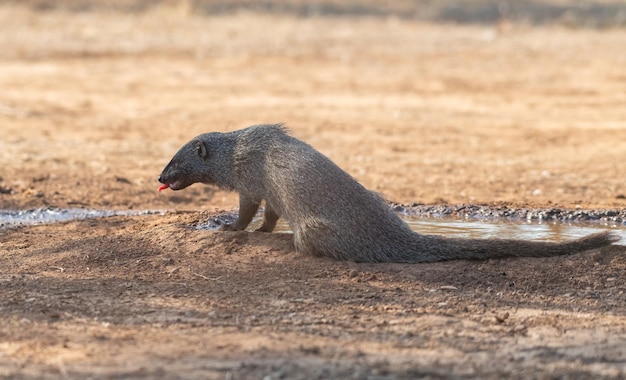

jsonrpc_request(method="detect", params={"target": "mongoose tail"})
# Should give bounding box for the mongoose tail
[411,231,619,263]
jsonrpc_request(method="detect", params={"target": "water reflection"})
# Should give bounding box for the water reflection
[243,214,626,244]
[402,217,626,243]
[2,208,624,244]
[0,208,163,228]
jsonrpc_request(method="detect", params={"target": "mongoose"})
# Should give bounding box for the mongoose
[158,124,618,263]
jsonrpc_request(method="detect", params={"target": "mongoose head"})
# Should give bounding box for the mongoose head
[158,136,216,191]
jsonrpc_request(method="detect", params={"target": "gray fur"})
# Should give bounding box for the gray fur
[158,124,618,263]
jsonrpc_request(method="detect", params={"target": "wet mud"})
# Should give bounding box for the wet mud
[394,203,626,225]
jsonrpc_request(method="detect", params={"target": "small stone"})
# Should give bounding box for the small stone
[495,312,510,323]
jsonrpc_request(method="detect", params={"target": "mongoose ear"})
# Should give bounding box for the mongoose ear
[194,140,208,159]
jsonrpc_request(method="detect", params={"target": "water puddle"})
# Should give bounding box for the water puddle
[402,217,626,244]
[0,208,163,229]
[2,207,625,244]
[199,212,626,244]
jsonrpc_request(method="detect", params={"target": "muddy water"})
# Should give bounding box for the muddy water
[0,208,163,228]
[402,217,626,244]
[2,208,625,244]
[201,212,626,244]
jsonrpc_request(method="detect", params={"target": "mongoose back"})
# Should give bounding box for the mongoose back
[158,124,618,263]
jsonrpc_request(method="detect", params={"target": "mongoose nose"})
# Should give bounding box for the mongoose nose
[157,175,162,183]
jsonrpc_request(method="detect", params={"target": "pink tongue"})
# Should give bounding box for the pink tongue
[158,184,170,192]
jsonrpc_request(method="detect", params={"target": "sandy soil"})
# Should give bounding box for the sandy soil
[1,2,626,378]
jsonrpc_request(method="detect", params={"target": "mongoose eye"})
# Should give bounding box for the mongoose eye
[195,140,207,159]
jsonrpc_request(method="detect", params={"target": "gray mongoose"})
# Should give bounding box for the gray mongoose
[158,124,618,263]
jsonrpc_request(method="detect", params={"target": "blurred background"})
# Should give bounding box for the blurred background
[0,0,625,210]
[8,0,626,27]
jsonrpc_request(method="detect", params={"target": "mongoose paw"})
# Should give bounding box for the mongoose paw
[254,226,271,233]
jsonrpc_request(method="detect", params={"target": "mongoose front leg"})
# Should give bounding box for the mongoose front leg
[256,205,279,232]
[220,195,260,231]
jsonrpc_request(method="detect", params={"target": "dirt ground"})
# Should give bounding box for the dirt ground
[1,1,626,378]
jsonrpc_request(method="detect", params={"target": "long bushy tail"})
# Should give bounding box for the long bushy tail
[410,231,620,263]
